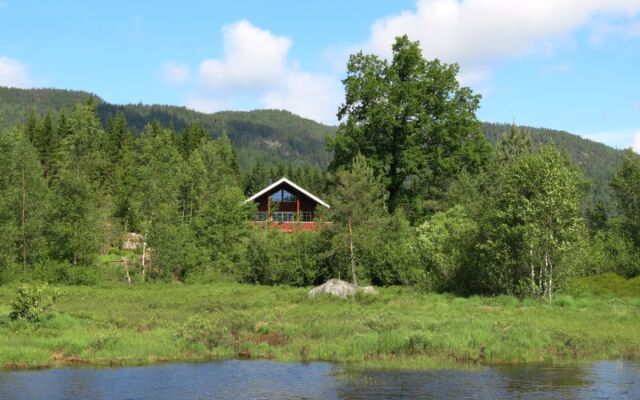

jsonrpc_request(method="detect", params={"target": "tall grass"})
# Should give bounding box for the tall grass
[0,277,638,370]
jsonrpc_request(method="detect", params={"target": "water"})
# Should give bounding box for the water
[0,360,638,399]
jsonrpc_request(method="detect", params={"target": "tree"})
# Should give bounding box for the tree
[476,147,586,298]
[32,112,59,179]
[106,112,133,168]
[328,154,388,284]
[0,128,49,268]
[611,150,640,247]
[495,124,533,165]
[329,35,491,217]
[243,156,270,195]
[47,103,108,266]
[179,124,207,159]
[417,205,478,292]
[134,123,186,278]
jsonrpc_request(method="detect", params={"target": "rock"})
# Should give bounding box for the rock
[308,278,378,299]
[122,232,143,251]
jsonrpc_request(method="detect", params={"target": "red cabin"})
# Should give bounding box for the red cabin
[245,177,330,232]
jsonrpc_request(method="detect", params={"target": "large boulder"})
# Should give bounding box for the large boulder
[308,278,378,299]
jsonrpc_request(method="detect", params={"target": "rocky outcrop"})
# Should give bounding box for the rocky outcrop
[308,279,378,299]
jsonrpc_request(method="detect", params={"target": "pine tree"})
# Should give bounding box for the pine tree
[33,112,59,179]
[328,154,388,284]
[0,128,49,268]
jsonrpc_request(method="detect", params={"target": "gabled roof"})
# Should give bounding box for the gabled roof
[245,177,330,209]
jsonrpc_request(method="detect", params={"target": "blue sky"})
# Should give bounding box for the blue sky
[1,0,639,150]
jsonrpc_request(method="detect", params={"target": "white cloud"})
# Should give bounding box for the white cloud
[160,62,190,86]
[0,56,32,88]
[262,71,342,123]
[198,20,291,91]
[187,20,341,124]
[363,0,640,83]
[185,95,232,113]
[584,128,640,149]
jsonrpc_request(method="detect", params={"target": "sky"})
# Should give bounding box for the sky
[0,0,639,150]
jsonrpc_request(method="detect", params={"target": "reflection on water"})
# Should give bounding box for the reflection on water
[0,360,638,399]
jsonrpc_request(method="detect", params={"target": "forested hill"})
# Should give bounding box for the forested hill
[0,86,626,201]
[482,123,624,203]
[0,87,334,166]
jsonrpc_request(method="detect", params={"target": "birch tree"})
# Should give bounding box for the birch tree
[479,146,586,298]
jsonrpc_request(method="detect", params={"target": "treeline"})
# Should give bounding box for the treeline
[0,87,627,205]
[1,99,639,297]
[0,87,333,167]
[0,99,420,287]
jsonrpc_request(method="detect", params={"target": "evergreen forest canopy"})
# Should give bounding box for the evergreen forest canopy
[0,35,638,298]
[0,85,625,204]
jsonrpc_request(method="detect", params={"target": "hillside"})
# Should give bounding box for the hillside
[0,87,333,167]
[0,86,625,202]
[482,123,624,203]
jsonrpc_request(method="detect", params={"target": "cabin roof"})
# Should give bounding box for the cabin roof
[245,177,330,209]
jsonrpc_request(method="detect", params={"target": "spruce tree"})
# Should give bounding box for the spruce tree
[0,128,49,268]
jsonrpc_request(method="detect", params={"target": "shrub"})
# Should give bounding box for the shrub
[9,284,59,322]
[174,317,229,350]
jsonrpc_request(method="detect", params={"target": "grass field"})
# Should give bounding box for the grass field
[0,275,639,370]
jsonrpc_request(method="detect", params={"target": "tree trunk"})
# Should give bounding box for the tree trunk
[348,216,357,285]
[548,253,554,300]
[123,257,131,285]
[21,161,27,268]
[141,240,147,282]
[530,247,535,295]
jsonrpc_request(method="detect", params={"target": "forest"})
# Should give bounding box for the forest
[0,35,639,300]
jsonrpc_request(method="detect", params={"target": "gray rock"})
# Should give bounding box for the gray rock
[308,278,378,299]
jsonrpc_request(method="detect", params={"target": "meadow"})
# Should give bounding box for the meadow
[0,274,638,370]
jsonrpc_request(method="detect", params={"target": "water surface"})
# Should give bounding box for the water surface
[0,360,638,399]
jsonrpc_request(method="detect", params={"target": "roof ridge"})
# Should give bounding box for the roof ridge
[245,177,330,208]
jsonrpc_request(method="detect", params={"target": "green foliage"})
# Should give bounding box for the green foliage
[474,147,587,297]
[330,35,491,217]
[327,154,388,284]
[9,284,59,322]
[0,128,49,268]
[174,317,230,350]
[417,205,478,291]
[483,122,625,205]
[611,150,640,248]
[241,230,329,286]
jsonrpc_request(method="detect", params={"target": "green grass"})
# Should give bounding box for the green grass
[574,273,640,298]
[0,279,639,370]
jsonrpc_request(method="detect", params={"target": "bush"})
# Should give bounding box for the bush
[174,317,230,350]
[240,230,329,286]
[9,284,59,322]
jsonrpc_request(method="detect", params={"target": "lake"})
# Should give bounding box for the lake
[0,360,638,399]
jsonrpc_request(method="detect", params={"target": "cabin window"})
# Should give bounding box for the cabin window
[272,211,295,222]
[272,189,296,202]
[301,212,312,222]
[255,212,267,221]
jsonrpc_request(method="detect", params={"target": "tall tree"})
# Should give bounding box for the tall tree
[495,124,533,165]
[329,35,491,217]
[611,150,640,247]
[47,103,108,266]
[328,154,388,284]
[0,128,48,268]
[476,147,586,298]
